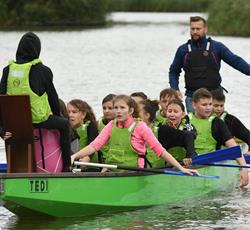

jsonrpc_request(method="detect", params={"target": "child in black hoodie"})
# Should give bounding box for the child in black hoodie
[0,32,71,171]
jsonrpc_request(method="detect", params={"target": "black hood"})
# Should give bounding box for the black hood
[16,32,41,63]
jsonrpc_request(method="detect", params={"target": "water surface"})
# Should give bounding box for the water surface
[1,12,250,229]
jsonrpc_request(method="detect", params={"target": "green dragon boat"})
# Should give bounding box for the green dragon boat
[0,166,239,218]
[0,96,242,218]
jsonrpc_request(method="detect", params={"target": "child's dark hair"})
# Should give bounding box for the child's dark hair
[59,98,69,119]
[68,99,98,128]
[211,89,225,102]
[130,92,148,100]
[167,99,185,112]
[159,88,179,100]
[59,98,75,139]
[140,99,159,123]
[192,88,212,103]
[114,95,139,118]
[102,94,116,104]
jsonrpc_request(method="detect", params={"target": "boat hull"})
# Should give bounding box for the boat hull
[0,166,239,217]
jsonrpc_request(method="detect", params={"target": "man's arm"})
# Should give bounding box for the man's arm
[219,41,250,75]
[168,46,185,90]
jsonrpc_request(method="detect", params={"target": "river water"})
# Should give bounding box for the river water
[1,12,250,229]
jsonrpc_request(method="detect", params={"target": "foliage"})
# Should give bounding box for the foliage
[106,0,211,12]
[208,0,250,36]
[1,0,250,36]
[0,0,108,27]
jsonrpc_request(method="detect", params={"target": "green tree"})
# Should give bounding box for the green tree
[106,0,211,12]
[208,0,250,36]
[0,0,108,27]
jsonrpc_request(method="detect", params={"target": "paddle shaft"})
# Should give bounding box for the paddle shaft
[74,161,219,179]
[74,161,171,174]
[205,163,250,169]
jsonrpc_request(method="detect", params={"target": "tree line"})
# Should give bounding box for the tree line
[0,0,108,28]
[0,0,249,36]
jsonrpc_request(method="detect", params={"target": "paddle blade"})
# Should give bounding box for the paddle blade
[163,170,219,179]
[0,163,7,172]
[0,163,7,169]
[192,146,241,165]
[244,154,250,164]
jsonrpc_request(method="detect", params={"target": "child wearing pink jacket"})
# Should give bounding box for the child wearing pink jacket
[71,95,198,175]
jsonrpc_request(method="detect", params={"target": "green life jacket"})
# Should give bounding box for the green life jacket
[98,117,109,162]
[168,146,187,162]
[189,113,217,154]
[105,120,141,167]
[146,125,166,168]
[98,116,106,132]
[76,120,100,163]
[76,120,90,149]
[155,110,167,126]
[6,59,51,124]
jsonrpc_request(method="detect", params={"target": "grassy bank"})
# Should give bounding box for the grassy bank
[107,0,211,12]
[1,0,249,37]
[207,0,250,37]
[107,0,250,37]
[0,0,108,28]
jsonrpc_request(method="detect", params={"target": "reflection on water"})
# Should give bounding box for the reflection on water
[1,12,250,229]
[1,188,250,230]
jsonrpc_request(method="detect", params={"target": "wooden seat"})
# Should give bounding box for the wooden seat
[0,95,35,173]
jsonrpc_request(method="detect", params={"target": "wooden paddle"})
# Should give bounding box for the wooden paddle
[73,161,219,179]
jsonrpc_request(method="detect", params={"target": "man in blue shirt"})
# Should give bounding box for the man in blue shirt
[169,16,250,112]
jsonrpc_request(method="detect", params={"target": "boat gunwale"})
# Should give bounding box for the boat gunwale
[0,165,204,179]
[0,171,171,179]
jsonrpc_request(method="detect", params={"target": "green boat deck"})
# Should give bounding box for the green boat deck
[0,166,239,217]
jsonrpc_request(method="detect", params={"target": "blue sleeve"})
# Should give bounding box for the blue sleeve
[219,42,250,75]
[169,46,185,90]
